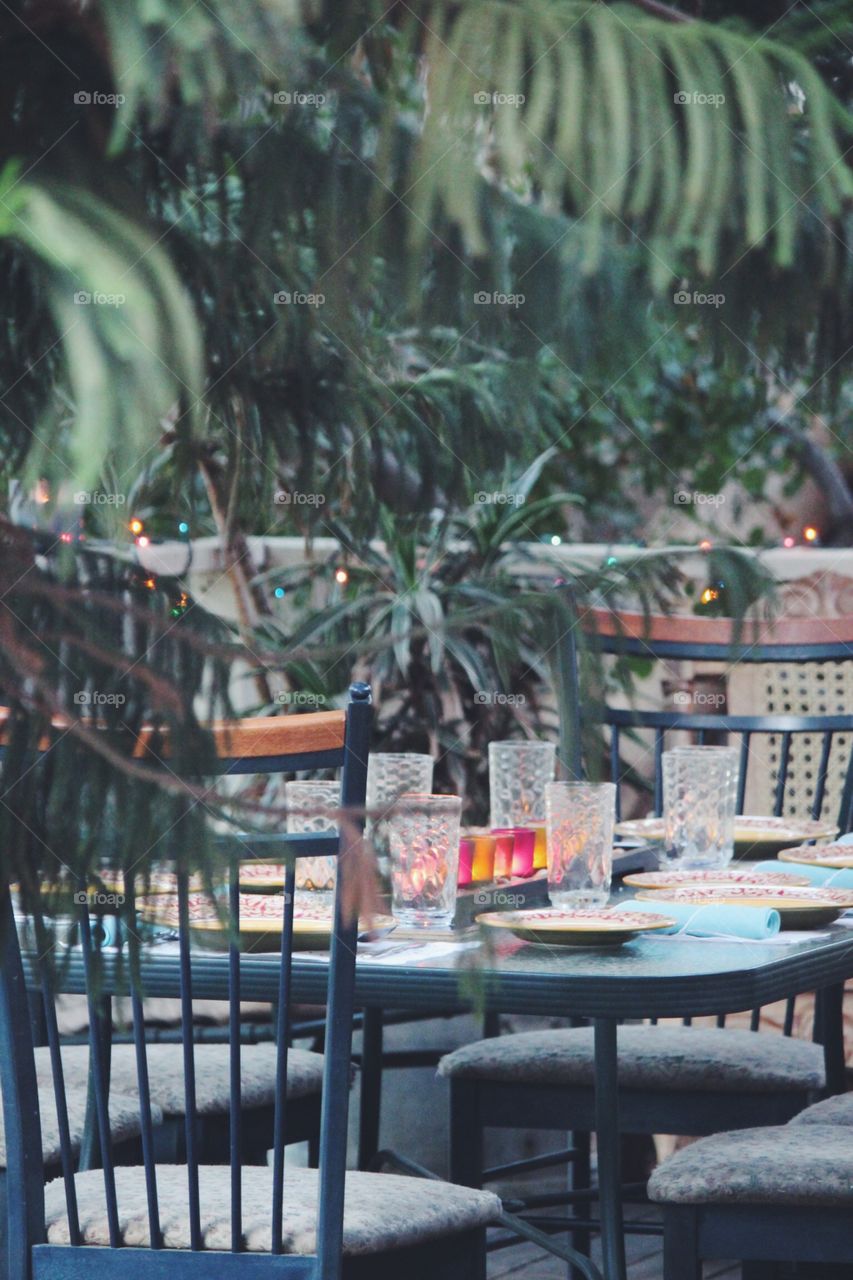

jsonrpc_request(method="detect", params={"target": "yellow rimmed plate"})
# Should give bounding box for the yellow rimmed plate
[623,868,812,891]
[137,892,390,951]
[635,884,844,929]
[616,815,838,860]
[778,843,853,870]
[475,907,676,948]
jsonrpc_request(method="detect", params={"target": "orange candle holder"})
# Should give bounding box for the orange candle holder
[467,833,496,882]
[492,831,514,879]
[531,824,548,870]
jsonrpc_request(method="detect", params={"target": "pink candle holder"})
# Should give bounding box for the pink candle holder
[493,827,536,877]
[458,838,475,888]
[492,831,514,879]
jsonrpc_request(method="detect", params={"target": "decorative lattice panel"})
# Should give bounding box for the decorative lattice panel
[743,661,853,822]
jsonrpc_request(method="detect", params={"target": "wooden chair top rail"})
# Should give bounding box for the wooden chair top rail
[581,607,853,656]
[0,708,347,761]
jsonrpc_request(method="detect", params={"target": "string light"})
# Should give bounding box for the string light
[136,535,150,548]
[274,587,286,599]
[129,518,144,536]
[699,539,712,551]
[550,535,562,546]
[783,535,796,549]
[334,567,349,585]
[178,521,189,535]
[605,555,618,567]
[700,586,720,605]
[803,525,819,543]
[143,577,156,591]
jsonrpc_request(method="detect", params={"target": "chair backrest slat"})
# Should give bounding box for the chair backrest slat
[272,859,297,1254]
[813,731,834,820]
[736,734,750,812]
[229,857,242,1253]
[124,881,161,1249]
[773,731,793,816]
[177,869,202,1250]
[34,913,80,1246]
[78,902,120,1246]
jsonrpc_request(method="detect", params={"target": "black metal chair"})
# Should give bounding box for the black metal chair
[649,1089,853,1277]
[1,686,507,1280]
[41,709,363,1170]
[441,608,853,1264]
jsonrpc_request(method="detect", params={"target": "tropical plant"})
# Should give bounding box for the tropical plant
[0,0,848,892]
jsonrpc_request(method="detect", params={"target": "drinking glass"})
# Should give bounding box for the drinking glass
[366,753,434,874]
[387,794,462,928]
[662,746,738,868]
[545,781,616,907]
[489,740,556,830]
[285,780,339,896]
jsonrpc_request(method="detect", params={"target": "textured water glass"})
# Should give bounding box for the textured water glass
[662,746,738,869]
[545,781,616,907]
[489,741,557,830]
[387,794,462,928]
[285,780,339,894]
[366,753,434,873]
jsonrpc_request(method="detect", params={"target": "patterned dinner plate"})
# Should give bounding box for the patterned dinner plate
[237,862,289,891]
[623,868,812,891]
[778,843,853,870]
[475,907,676,947]
[635,884,845,929]
[615,815,838,860]
[137,892,387,951]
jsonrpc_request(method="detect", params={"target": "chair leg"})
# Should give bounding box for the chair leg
[448,1079,483,1187]
[357,1007,383,1171]
[570,1129,591,1280]
[663,1206,701,1280]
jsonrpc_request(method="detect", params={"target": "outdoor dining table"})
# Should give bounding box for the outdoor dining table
[24,923,853,1280]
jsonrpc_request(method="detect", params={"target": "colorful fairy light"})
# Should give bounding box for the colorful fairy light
[699,538,712,551]
[178,521,190,535]
[334,567,349,585]
[136,535,150,548]
[700,586,720,605]
[129,518,144,536]
[550,535,562,546]
[803,525,819,543]
[783,535,796,549]
[274,587,286,599]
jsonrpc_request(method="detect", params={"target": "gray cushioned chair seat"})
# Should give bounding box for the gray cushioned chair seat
[34,1042,325,1116]
[11,1087,162,1168]
[648,1124,853,1206]
[45,1165,501,1254]
[438,1026,825,1093]
[789,1091,853,1126]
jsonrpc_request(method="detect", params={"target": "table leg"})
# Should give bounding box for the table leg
[358,1006,384,1170]
[594,1017,626,1280]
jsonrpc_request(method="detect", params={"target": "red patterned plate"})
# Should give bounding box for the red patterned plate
[623,868,811,891]
[475,907,675,947]
[778,843,853,870]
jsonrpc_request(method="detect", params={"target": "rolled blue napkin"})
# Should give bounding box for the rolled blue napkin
[628,898,781,939]
[752,859,853,889]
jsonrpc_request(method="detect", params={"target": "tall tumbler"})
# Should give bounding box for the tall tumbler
[489,740,557,831]
[545,781,616,907]
[285,779,339,898]
[387,794,462,929]
[662,745,739,868]
[366,753,434,877]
